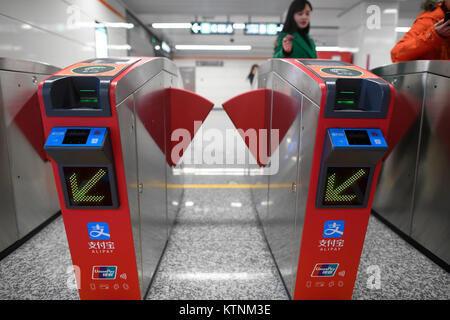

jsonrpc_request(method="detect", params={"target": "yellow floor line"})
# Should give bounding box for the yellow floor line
[136,183,293,189]
[167,184,292,189]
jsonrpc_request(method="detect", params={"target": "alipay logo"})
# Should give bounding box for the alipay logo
[323,220,345,238]
[87,222,110,240]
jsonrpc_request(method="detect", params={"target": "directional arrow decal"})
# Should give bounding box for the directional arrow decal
[325,168,367,203]
[69,169,106,203]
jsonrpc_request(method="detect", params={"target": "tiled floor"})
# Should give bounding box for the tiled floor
[146,188,288,300]
[353,215,449,300]
[0,217,78,300]
[0,180,448,300]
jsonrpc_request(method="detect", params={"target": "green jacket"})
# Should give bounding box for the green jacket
[273,32,317,59]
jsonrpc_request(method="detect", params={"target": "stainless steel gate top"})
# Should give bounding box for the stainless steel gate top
[0,57,60,75]
[372,60,450,77]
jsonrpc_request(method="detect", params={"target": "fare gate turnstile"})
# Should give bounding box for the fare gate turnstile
[371,60,450,267]
[0,58,60,254]
[223,59,394,300]
[39,57,214,299]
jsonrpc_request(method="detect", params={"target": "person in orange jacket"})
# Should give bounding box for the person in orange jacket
[391,0,450,62]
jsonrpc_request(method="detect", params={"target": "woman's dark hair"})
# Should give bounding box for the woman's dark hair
[421,0,439,11]
[247,64,259,85]
[281,0,313,34]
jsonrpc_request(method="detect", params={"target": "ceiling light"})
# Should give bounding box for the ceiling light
[383,8,398,14]
[316,46,359,53]
[395,27,411,33]
[175,45,252,51]
[233,23,246,29]
[107,44,131,50]
[152,23,192,29]
[72,22,134,29]
[102,22,134,29]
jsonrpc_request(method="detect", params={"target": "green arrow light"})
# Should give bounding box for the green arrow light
[325,168,367,203]
[69,169,106,203]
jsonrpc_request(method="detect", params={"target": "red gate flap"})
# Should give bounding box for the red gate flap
[222,89,269,166]
[166,88,214,166]
[12,92,48,162]
[271,89,301,155]
[222,89,300,167]
[384,90,421,160]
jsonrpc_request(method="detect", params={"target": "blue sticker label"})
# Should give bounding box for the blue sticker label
[323,220,345,238]
[88,222,111,240]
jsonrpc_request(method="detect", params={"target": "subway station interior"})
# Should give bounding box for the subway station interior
[0,0,449,301]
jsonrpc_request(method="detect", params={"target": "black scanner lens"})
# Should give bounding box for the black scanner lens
[344,130,371,145]
[63,129,91,144]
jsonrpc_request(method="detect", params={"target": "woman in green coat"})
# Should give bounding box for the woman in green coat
[273,0,317,59]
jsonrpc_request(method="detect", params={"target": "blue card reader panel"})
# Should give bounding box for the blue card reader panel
[328,128,387,148]
[45,127,107,147]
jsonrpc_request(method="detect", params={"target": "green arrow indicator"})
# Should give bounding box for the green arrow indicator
[69,169,106,203]
[325,168,367,203]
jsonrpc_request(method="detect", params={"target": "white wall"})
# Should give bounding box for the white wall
[0,0,129,68]
[127,13,156,57]
[174,58,268,109]
[338,1,401,70]
[396,0,422,43]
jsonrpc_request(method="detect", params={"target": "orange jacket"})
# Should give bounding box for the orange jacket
[391,3,449,62]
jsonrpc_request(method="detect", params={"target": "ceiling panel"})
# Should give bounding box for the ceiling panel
[122,0,363,16]
[120,0,412,57]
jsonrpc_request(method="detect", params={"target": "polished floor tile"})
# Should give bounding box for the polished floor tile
[0,189,448,300]
[353,215,450,300]
[147,187,289,300]
[147,272,288,300]
[0,216,78,300]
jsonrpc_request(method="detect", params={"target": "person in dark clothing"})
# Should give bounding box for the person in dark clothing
[247,64,259,89]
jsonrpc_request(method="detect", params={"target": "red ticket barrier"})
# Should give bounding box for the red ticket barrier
[222,59,395,299]
[40,57,213,299]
